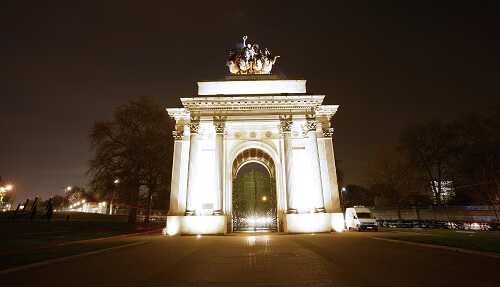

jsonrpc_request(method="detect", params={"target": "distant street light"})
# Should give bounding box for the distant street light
[0,183,14,204]
[261,196,267,202]
[340,187,347,212]
[65,186,72,192]
[110,178,120,215]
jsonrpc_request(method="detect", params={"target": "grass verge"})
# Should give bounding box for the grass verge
[376,228,500,254]
[0,216,162,271]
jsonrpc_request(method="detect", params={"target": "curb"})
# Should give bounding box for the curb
[0,241,149,275]
[370,236,500,259]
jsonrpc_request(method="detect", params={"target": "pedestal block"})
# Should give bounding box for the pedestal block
[284,212,345,233]
[165,215,227,235]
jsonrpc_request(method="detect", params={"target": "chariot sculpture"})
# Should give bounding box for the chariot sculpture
[226,36,280,75]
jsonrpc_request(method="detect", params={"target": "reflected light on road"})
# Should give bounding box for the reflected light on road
[247,236,256,246]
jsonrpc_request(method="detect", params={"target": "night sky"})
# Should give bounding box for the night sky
[1,1,499,202]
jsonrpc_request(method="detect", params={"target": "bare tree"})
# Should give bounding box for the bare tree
[367,148,429,219]
[452,110,500,220]
[399,120,457,206]
[88,97,173,223]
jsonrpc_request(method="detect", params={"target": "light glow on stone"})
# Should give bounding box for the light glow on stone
[243,216,273,226]
[190,217,214,234]
[331,213,345,232]
[165,215,226,235]
[285,213,332,233]
[166,217,180,236]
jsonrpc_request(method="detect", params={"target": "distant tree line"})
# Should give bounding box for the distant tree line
[344,108,500,217]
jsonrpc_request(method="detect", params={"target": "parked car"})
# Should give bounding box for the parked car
[489,222,500,231]
[345,206,378,231]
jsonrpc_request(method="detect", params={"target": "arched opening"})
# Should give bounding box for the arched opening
[232,148,277,232]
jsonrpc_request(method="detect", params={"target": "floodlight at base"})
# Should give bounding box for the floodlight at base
[331,213,345,232]
[165,215,226,235]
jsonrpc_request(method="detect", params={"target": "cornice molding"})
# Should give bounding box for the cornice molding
[316,105,339,118]
[166,108,190,120]
[180,95,325,113]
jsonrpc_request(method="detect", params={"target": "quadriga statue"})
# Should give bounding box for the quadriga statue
[227,60,240,74]
[226,36,279,75]
[261,55,280,74]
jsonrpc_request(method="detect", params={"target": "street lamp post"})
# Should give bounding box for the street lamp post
[110,178,120,215]
[63,186,72,211]
[340,187,347,213]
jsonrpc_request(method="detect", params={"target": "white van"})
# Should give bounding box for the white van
[345,206,378,231]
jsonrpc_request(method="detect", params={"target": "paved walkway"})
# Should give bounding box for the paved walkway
[2,232,499,287]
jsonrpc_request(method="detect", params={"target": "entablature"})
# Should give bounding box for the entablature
[180,95,325,114]
[316,105,339,118]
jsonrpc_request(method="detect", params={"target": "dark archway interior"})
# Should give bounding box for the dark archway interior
[232,161,277,232]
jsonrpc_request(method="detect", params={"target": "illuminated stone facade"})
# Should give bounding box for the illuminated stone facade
[165,76,343,235]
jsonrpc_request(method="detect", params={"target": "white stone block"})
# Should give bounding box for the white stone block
[165,215,226,235]
[330,212,345,232]
[197,80,306,95]
[285,213,332,233]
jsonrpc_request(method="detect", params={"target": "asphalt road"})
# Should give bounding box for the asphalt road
[1,232,499,287]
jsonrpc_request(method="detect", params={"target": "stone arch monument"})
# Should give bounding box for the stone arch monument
[164,37,344,235]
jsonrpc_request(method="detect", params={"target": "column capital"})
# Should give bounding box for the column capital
[213,115,226,134]
[305,119,317,132]
[322,127,334,137]
[279,114,292,134]
[189,116,200,134]
[304,110,318,132]
[172,131,183,141]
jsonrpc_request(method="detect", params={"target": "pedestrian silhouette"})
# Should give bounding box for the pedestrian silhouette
[46,198,54,222]
[11,203,21,221]
[30,197,38,222]
[21,199,29,214]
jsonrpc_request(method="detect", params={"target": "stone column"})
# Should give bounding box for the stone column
[185,117,200,215]
[168,128,184,215]
[280,115,296,213]
[320,126,342,212]
[305,114,325,212]
[213,116,225,215]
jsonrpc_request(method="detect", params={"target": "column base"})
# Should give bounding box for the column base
[285,212,345,233]
[164,215,227,236]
